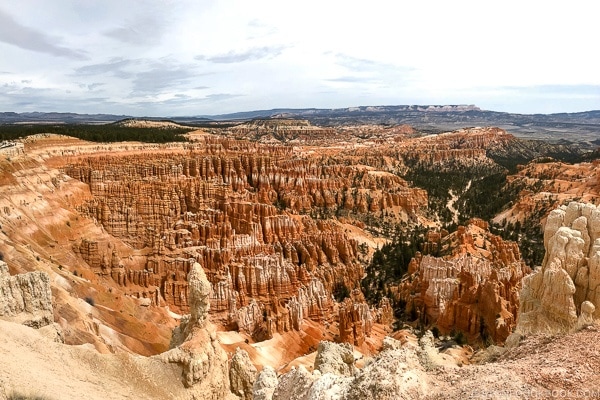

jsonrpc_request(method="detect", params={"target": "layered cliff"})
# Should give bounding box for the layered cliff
[226,119,337,143]
[495,159,600,225]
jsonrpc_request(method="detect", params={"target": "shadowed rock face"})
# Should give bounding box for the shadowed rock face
[397,219,529,344]
[0,261,53,328]
[517,202,600,334]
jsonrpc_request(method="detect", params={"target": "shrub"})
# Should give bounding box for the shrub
[452,330,466,345]
[84,296,95,306]
[333,282,350,302]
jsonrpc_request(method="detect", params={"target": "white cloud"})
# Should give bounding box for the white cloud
[0,0,598,115]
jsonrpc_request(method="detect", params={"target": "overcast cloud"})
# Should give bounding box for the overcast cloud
[0,0,599,116]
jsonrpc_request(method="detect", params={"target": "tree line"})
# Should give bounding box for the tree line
[0,124,191,143]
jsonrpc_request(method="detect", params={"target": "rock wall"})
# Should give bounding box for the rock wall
[0,261,53,328]
[517,202,600,333]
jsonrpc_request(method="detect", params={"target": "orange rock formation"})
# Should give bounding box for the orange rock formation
[398,219,529,343]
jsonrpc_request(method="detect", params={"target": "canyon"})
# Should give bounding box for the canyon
[0,119,598,399]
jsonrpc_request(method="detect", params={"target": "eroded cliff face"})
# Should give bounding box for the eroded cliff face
[397,220,529,343]
[495,160,600,226]
[517,202,600,333]
[226,119,337,144]
[0,125,542,368]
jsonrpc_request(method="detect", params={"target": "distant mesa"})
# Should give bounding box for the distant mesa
[112,118,190,129]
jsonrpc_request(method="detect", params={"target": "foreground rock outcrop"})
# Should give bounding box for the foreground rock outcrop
[0,260,53,328]
[159,261,231,396]
[254,335,435,400]
[229,348,258,400]
[313,341,357,377]
[517,202,600,333]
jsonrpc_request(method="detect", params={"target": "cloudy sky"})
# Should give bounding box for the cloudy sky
[0,0,599,116]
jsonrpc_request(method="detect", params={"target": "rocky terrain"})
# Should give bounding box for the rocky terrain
[0,119,598,399]
[517,202,600,333]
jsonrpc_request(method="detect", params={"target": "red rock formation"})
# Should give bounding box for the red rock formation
[338,290,374,346]
[61,136,421,341]
[495,160,600,226]
[398,220,529,343]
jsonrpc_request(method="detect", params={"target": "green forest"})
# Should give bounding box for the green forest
[0,123,191,143]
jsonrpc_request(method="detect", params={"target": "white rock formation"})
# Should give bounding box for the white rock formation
[345,339,428,400]
[159,261,232,397]
[229,347,258,400]
[313,341,357,377]
[0,261,53,328]
[253,366,278,400]
[259,336,432,400]
[272,366,315,400]
[517,202,599,334]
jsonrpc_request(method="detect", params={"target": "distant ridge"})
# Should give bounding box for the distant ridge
[2,106,600,142]
[0,111,130,124]
[201,104,481,120]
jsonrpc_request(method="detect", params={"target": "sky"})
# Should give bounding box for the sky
[0,0,599,116]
